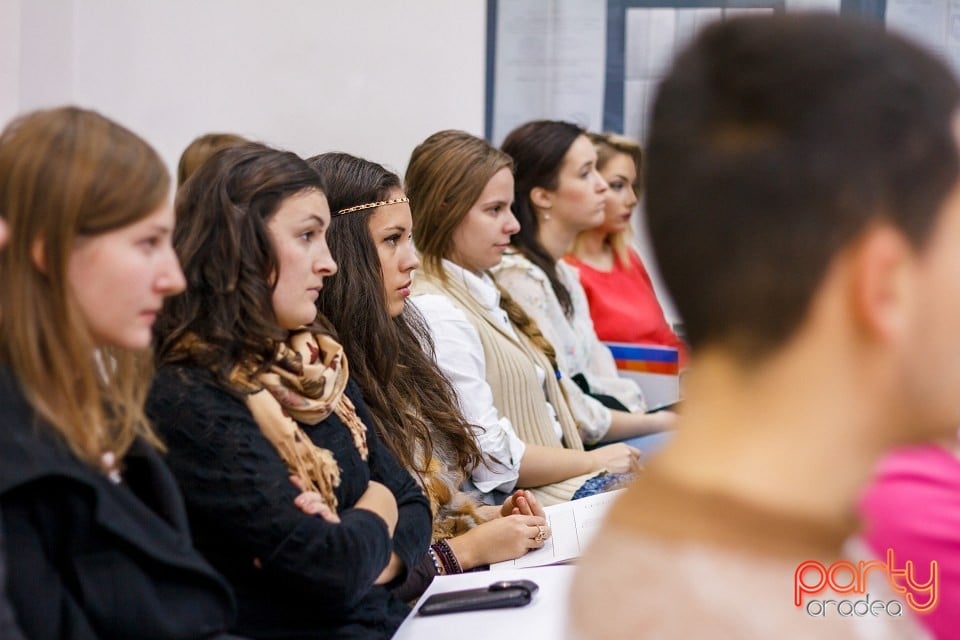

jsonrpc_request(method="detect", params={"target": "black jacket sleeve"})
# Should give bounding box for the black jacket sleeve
[149,370,395,610]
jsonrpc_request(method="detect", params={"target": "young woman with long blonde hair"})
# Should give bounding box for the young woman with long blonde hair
[0,107,237,640]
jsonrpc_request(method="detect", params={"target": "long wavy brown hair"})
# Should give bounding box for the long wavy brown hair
[155,143,329,382]
[0,107,168,467]
[308,152,483,476]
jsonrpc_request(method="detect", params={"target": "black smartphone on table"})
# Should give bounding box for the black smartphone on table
[418,580,540,616]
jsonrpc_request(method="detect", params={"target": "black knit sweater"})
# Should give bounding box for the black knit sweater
[147,365,431,639]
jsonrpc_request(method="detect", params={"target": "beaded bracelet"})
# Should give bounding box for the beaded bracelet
[427,545,444,575]
[430,539,463,575]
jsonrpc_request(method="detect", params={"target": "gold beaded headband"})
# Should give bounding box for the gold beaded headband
[336,196,409,216]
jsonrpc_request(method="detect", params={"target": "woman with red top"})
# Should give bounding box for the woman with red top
[565,133,686,362]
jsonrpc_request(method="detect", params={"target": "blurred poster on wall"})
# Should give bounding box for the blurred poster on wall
[886,0,960,76]
[487,0,843,323]
[623,8,723,144]
[491,0,607,144]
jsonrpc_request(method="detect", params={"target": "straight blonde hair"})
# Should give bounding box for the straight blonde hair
[0,107,169,468]
[572,132,644,268]
[406,130,514,278]
[406,129,561,371]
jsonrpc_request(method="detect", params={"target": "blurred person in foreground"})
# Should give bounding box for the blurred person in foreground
[570,13,960,639]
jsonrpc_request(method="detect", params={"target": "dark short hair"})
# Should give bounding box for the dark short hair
[156,143,326,381]
[646,13,960,359]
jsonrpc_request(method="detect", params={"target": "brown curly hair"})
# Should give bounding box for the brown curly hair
[155,143,329,383]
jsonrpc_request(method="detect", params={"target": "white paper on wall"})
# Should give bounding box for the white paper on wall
[886,0,960,77]
[492,0,607,144]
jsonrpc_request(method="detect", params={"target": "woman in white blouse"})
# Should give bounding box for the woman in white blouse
[494,120,674,450]
[406,130,641,506]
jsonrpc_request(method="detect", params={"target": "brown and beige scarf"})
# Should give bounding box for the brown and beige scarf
[177,330,368,511]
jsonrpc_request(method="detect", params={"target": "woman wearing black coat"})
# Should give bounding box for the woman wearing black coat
[149,143,431,639]
[0,107,238,639]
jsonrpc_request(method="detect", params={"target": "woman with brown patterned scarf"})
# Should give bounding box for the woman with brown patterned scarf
[148,143,431,639]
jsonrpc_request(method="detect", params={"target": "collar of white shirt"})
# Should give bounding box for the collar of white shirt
[440,259,501,312]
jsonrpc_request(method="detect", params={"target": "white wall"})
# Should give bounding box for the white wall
[2,0,487,176]
[0,0,23,123]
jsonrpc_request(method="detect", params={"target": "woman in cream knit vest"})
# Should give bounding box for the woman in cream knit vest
[406,130,641,506]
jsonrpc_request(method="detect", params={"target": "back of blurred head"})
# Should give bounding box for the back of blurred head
[177,132,249,188]
[647,13,960,362]
[156,143,326,383]
[0,106,170,465]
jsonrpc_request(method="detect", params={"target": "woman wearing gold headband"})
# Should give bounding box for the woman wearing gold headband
[310,152,551,598]
[148,143,431,639]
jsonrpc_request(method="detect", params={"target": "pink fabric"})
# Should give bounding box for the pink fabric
[859,445,960,639]
[565,250,686,362]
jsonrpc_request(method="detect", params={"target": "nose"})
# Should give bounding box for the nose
[505,208,521,235]
[625,186,639,209]
[594,170,609,194]
[400,242,420,272]
[157,247,186,296]
[314,242,338,277]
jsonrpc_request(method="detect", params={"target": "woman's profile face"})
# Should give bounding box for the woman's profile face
[540,135,608,233]
[267,189,337,330]
[448,167,519,276]
[368,189,420,319]
[0,218,7,249]
[67,202,185,349]
[598,151,639,235]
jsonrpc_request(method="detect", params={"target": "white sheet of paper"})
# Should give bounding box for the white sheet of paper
[490,488,624,570]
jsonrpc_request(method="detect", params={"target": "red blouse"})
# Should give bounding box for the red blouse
[565,250,686,362]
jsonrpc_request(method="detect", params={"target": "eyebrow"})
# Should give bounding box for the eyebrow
[481,199,509,208]
[379,224,409,234]
[300,214,326,229]
[146,223,174,235]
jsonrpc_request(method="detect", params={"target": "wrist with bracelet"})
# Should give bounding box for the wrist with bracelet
[429,539,462,575]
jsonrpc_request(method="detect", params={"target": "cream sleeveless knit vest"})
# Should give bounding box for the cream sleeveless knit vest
[413,268,595,505]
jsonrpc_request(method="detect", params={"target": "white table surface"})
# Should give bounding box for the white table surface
[392,565,576,639]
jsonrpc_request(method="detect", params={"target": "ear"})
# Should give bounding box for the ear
[530,186,553,212]
[847,224,914,343]
[31,235,47,273]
